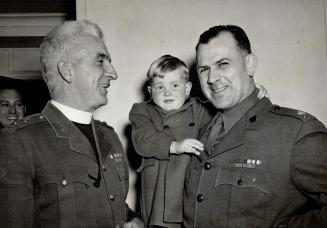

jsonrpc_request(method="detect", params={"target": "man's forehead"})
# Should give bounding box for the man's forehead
[75,35,110,57]
[197,34,240,63]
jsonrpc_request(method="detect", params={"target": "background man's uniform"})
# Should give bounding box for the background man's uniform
[0,102,133,227]
[183,95,327,228]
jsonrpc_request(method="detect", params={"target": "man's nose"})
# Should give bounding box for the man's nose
[104,62,118,80]
[207,69,221,84]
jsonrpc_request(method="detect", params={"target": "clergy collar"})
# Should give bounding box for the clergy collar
[221,89,259,134]
[51,100,92,124]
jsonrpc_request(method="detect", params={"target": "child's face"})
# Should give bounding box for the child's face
[148,68,192,112]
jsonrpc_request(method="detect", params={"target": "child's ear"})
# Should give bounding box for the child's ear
[147,86,152,97]
[185,82,192,97]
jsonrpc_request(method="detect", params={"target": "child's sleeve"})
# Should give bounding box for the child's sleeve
[129,103,174,160]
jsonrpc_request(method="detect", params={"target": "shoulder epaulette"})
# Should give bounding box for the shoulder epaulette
[1,113,47,133]
[270,105,315,122]
[95,120,114,129]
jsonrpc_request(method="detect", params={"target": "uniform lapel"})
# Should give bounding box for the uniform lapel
[209,116,245,157]
[207,98,273,158]
[92,120,111,162]
[42,102,97,161]
[69,122,96,160]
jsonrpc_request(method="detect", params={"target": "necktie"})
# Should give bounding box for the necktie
[206,115,225,152]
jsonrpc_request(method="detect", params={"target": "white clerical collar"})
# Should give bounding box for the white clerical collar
[51,100,92,124]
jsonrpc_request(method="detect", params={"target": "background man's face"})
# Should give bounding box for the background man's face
[70,35,118,112]
[196,32,254,110]
[0,89,25,127]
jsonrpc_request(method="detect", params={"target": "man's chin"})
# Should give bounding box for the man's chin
[98,98,108,108]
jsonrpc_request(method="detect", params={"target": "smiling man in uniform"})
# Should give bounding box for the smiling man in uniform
[183,25,327,228]
[0,20,143,228]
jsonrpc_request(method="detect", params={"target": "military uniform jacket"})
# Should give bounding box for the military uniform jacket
[0,102,131,228]
[129,98,212,226]
[183,98,327,228]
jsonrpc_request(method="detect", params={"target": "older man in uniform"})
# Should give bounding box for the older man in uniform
[183,25,327,228]
[0,20,143,228]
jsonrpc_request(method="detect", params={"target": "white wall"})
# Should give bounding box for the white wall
[77,0,327,209]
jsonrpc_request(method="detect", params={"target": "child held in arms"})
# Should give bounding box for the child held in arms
[129,55,267,228]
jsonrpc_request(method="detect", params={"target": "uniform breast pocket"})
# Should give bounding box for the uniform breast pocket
[37,165,93,225]
[38,165,92,189]
[214,167,270,194]
[214,167,270,225]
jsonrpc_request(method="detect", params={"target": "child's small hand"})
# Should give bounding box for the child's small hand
[255,83,269,100]
[170,139,204,156]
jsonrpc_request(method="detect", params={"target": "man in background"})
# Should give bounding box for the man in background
[0,77,26,128]
[0,20,143,228]
[0,87,25,128]
[183,25,327,228]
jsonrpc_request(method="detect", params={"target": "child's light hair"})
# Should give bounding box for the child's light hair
[147,55,189,85]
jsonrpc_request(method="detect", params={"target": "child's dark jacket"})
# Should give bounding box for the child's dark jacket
[129,98,212,226]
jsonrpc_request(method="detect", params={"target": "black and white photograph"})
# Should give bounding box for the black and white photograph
[0,0,326,227]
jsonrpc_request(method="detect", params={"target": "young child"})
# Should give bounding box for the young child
[129,55,266,228]
[129,55,213,228]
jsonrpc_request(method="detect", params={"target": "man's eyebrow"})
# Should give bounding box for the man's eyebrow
[215,58,230,64]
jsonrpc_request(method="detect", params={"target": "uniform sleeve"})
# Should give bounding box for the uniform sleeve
[0,132,35,227]
[288,119,327,227]
[129,103,174,160]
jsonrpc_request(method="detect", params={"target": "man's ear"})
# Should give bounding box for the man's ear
[246,53,257,77]
[147,86,152,97]
[57,61,72,83]
[185,82,192,97]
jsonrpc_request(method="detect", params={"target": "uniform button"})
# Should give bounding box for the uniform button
[249,115,257,123]
[102,165,107,172]
[274,106,281,112]
[93,181,100,188]
[237,179,243,186]
[197,194,204,202]
[39,115,44,119]
[109,194,115,201]
[204,162,211,170]
[163,125,169,130]
[62,179,67,186]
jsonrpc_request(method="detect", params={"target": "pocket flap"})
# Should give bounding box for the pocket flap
[38,165,92,187]
[215,167,269,194]
[112,162,128,181]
